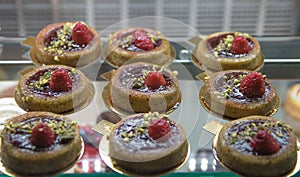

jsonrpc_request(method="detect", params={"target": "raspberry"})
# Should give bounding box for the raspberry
[240,72,265,98]
[72,22,94,45]
[30,122,56,148]
[144,71,166,89]
[132,30,154,50]
[50,68,72,92]
[231,36,252,54]
[148,118,172,140]
[250,129,281,155]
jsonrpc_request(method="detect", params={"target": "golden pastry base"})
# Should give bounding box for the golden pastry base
[99,136,190,177]
[102,84,180,117]
[0,138,84,177]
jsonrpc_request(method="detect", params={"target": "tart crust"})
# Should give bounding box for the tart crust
[104,28,175,67]
[108,62,181,114]
[14,65,95,114]
[192,32,264,73]
[34,22,101,67]
[201,70,280,119]
[0,112,82,175]
[108,113,188,175]
[215,116,297,177]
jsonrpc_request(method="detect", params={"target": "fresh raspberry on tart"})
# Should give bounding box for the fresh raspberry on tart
[240,72,265,98]
[148,118,172,140]
[30,122,56,148]
[72,22,94,45]
[144,71,167,89]
[250,129,281,155]
[104,28,175,67]
[132,30,155,51]
[34,21,101,67]
[50,68,72,92]
[231,36,252,54]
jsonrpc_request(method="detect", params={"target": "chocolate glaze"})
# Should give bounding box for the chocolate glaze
[227,119,289,155]
[9,117,73,152]
[215,71,271,103]
[114,115,182,152]
[26,67,80,97]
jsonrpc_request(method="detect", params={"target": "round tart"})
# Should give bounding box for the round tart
[34,21,101,67]
[104,28,175,67]
[106,62,181,114]
[0,112,82,175]
[285,84,300,122]
[15,65,95,114]
[108,112,189,175]
[215,116,297,177]
[192,32,264,73]
[200,70,280,119]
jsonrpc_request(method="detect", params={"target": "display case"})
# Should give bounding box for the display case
[0,0,300,176]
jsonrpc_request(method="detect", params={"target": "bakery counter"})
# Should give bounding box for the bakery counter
[0,77,299,176]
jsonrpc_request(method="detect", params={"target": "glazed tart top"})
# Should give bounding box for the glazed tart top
[26,66,80,96]
[226,117,292,155]
[116,63,177,92]
[207,32,254,58]
[4,116,77,151]
[43,22,95,61]
[111,28,162,52]
[211,70,271,103]
[112,112,184,152]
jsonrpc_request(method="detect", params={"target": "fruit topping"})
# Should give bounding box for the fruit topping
[240,72,265,98]
[132,30,155,50]
[30,122,56,148]
[72,22,94,45]
[250,129,281,155]
[144,71,166,89]
[231,36,252,54]
[50,68,72,92]
[148,118,172,140]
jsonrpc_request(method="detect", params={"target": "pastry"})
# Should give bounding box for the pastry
[104,27,175,67]
[192,32,264,73]
[34,21,101,67]
[215,116,297,177]
[108,112,188,175]
[0,112,82,175]
[200,70,280,119]
[15,65,95,114]
[106,62,181,114]
[285,84,300,121]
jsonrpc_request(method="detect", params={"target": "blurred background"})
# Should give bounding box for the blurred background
[1,0,300,37]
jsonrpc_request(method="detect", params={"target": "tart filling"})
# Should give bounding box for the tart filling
[6,116,77,151]
[214,71,270,102]
[113,29,162,52]
[208,32,253,58]
[227,119,290,154]
[26,67,80,97]
[43,22,94,62]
